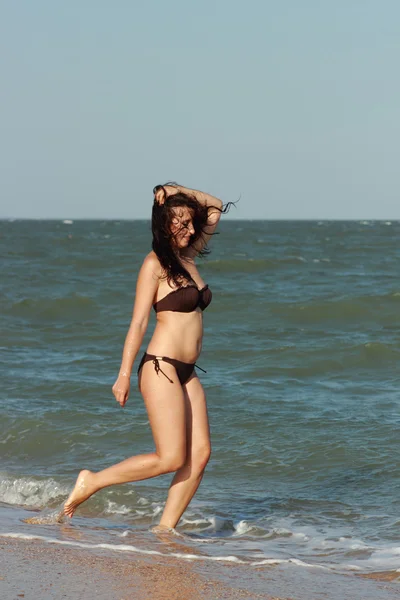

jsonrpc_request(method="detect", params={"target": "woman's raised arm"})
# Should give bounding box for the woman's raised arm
[160,184,224,257]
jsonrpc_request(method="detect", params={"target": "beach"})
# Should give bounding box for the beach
[1,536,273,600]
[1,219,400,599]
[2,532,399,600]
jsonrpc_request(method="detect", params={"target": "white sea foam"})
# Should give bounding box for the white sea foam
[233,520,254,535]
[312,256,332,263]
[251,558,284,566]
[0,533,246,564]
[181,517,211,527]
[104,498,162,519]
[342,564,363,571]
[0,474,69,507]
[272,527,292,537]
[137,497,149,505]
[3,530,400,573]
[104,501,131,515]
[289,558,327,569]
[290,255,306,262]
[151,504,164,517]
[204,516,231,532]
[62,219,73,224]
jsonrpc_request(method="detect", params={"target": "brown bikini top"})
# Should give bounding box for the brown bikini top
[153,284,212,313]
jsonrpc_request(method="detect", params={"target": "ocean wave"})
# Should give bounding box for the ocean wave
[204,256,308,273]
[0,474,69,508]
[6,294,98,320]
[248,341,400,378]
[269,291,400,324]
[233,520,255,535]
[0,473,166,521]
[242,340,400,385]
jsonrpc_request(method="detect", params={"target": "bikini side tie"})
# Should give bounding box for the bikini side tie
[152,357,174,383]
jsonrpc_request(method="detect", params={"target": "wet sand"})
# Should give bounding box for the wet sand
[1,533,399,600]
[0,537,282,600]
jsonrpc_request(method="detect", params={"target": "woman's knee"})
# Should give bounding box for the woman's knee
[159,451,187,473]
[193,444,212,473]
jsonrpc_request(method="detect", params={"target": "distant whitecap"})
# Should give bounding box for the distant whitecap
[63,219,73,224]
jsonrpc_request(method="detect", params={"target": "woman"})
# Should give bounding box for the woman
[64,183,232,530]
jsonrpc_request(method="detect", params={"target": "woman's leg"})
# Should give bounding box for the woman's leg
[64,360,187,518]
[158,374,211,529]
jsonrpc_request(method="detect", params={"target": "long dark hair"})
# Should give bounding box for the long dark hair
[151,184,235,288]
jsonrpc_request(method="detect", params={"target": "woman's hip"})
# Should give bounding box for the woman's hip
[137,352,206,386]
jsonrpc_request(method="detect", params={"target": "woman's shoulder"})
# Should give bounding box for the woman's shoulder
[142,251,162,277]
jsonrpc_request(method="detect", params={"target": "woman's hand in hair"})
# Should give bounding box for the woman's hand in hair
[153,185,166,205]
[153,183,179,205]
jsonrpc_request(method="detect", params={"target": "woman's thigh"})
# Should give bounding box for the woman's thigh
[183,375,211,458]
[139,360,186,459]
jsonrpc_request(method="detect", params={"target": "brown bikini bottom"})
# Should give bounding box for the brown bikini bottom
[137,352,206,385]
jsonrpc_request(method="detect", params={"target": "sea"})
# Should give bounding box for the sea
[1,219,400,599]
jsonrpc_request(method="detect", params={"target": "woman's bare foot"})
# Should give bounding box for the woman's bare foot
[64,470,97,518]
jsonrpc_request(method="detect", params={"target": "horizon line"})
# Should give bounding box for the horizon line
[1,217,399,222]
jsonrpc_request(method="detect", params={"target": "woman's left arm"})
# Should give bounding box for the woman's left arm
[176,185,223,213]
[156,183,222,212]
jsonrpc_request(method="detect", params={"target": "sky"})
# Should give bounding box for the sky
[1,1,399,220]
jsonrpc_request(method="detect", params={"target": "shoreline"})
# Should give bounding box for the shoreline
[0,536,277,600]
[1,533,399,600]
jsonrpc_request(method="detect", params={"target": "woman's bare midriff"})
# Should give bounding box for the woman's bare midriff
[147,310,203,363]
